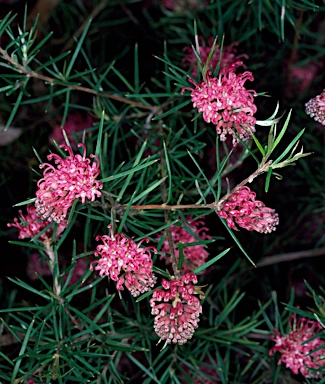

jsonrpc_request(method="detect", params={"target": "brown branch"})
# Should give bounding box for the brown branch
[0,46,155,111]
[256,245,325,268]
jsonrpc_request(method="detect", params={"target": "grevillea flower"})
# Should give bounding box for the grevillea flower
[305,89,325,125]
[26,253,52,280]
[50,112,94,149]
[217,186,279,233]
[287,61,318,94]
[150,273,203,346]
[90,227,157,297]
[7,204,67,241]
[159,217,211,273]
[270,314,325,378]
[180,358,219,384]
[181,62,257,145]
[182,38,248,77]
[35,143,102,223]
[162,0,207,13]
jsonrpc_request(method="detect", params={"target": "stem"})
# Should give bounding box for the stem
[0,46,155,111]
[159,134,180,277]
[93,159,273,214]
[44,239,61,297]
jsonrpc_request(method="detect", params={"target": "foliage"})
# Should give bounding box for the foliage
[1,0,325,383]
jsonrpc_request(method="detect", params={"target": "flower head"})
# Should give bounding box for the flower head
[287,61,318,94]
[162,0,207,12]
[182,38,248,77]
[35,143,102,223]
[159,217,211,273]
[7,204,67,241]
[218,186,279,233]
[181,62,257,145]
[150,273,203,346]
[26,253,52,280]
[50,112,94,149]
[270,314,325,378]
[305,89,325,125]
[90,227,157,297]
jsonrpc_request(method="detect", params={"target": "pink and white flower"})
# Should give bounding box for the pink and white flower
[305,89,325,125]
[217,186,279,233]
[270,314,325,378]
[50,112,94,149]
[159,217,211,273]
[90,227,157,297]
[7,204,67,241]
[150,273,204,346]
[181,62,257,145]
[35,143,102,223]
[182,37,248,77]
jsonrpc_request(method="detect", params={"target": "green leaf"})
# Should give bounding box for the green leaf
[64,18,92,78]
[11,318,35,383]
[193,248,230,274]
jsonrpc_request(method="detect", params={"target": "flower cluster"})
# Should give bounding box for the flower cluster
[287,61,318,94]
[26,253,52,280]
[270,315,325,378]
[150,273,203,346]
[90,227,157,297]
[161,0,207,13]
[182,38,247,77]
[180,358,219,384]
[159,217,211,273]
[7,204,67,241]
[181,62,257,145]
[305,89,325,125]
[217,186,279,234]
[35,143,102,223]
[50,112,94,149]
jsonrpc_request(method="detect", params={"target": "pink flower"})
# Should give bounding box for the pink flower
[159,217,211,273]
[182,38,248,77]
[305,89,325,125]
[90,227,157,297]
[26,253,52,280]
[270,314,325,378]
[162,0,207,12]
[288,62,318,94]
[217,186,279,233]
[49,112,94,149]
[150,273,203,346]
[180,358,219,383]
[181,62,257,145]
[35,143,102,223]
[7,204,67,241]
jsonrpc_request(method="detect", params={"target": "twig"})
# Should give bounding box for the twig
[256,245,325,268]
[0,46,155,111]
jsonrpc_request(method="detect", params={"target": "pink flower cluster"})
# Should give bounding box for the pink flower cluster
[217,186,279,234]
[305,89,325,125]
[90,228,157,297]
[182,38,248,77]
[181,358,218,384]
[150,273,203,345]
[50,112,94,149]
[270,315,325,378]
[159,217,211,273]
[26,253,52,280]
[162,0,207,13]
[181,62,257,145]
[7,204,67,241]
[35,143,102,223]
[287,61,318,94]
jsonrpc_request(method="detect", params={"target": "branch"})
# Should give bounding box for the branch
[0,46,155,111]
